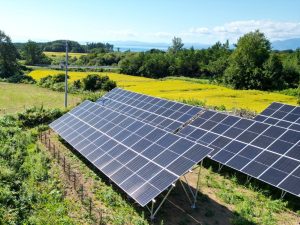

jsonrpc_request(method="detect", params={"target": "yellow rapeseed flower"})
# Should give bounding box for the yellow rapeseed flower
[28,69,298,113]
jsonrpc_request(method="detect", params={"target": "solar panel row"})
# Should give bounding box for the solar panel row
[255,102,300,131]
[178,109,300,196]
[97,88,202,132]
[50,100,213,206]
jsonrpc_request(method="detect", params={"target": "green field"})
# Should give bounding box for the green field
[0,82,81,114]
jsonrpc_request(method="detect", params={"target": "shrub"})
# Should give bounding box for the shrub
[82,74,116,91]
[73,79,82,89]
[17,106,64,128]
[6,74,36,84]
[38,75,53,87]
[102,79,117,91]
[52,73,68,83]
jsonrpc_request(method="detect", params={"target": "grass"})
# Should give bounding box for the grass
[0,82,81,114]
[29,69,298,112]
[200,164,299,225]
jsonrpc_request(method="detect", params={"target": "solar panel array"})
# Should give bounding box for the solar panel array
[50,100,213,206]
[50,88,300,203]
[254,102,300,132]
[97,88,202,132]
[178,109,300,196]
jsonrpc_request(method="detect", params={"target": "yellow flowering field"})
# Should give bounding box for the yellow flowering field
[44,52,87,58]
[29,69,297,112]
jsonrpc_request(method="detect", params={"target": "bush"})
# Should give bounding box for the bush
[73,79,82,89]
[38,75,53,87]
[82,74,116,91]
[52,73,68,83]
[102,79,117,91]
[17,106,64,128]
[7,74,36,84]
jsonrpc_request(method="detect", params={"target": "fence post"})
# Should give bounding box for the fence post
[80,184,84,202]
[63,156,66,171]
[89,198,92,217]
[68,164,71,180]
[48,138,50,149]
[57,149,60,163]
[73,172,76,190]
[98,210,102,225]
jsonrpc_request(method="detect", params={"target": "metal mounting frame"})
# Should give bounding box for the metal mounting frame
[218,163,224,172]
[147,184,175,221]
[281,190,287,199]
[181,161,203,209]
[146,160,204,220]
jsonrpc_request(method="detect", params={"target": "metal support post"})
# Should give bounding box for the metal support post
[179,179,193,205]
[246,175,252,184]
[150,199,155,221]
[150,184,175,220]
[64,41,68,108]
[218,163,224,172]
[192,161,202,209]
[183,175,195,199]
[281,190,287,199]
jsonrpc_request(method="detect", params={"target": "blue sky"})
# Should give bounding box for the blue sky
[1,0,300,44]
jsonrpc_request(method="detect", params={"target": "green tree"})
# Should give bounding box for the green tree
[224,30,271,89]
[23,40,50,65]
[168,37,184,54]
[262,53,284,89]
[0,30,20,78]
[205,41,231,79]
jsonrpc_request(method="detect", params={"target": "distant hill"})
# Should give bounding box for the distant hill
[272,38,300,50]
[14,38,300,52]
[110,41,211,52]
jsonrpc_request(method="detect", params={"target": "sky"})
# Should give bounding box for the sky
[1,0,300,44]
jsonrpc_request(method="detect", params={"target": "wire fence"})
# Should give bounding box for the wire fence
[39,131,109,225]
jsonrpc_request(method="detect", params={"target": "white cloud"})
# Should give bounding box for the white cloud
[153,32,173,39]
[185,20,300,43]
[105,30,138,38]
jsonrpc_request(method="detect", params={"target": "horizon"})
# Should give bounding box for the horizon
[1,0,300,44]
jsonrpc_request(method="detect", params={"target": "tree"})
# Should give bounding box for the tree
[262,53,284,89]
[224,30,271,89]
[205,41,231,79]
[168,37,184,54]
[23,40,50,65]
[0,30,20,78]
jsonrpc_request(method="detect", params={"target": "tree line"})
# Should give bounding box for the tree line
[14,40,114,53]
[119,32,300,90]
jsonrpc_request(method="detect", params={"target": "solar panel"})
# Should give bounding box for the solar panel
[96,88,202,132]
[254,102,300,132]
[50,100,213,206]
[178,109,300,197]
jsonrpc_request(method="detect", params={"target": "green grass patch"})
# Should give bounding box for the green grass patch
[0,82,81,115]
